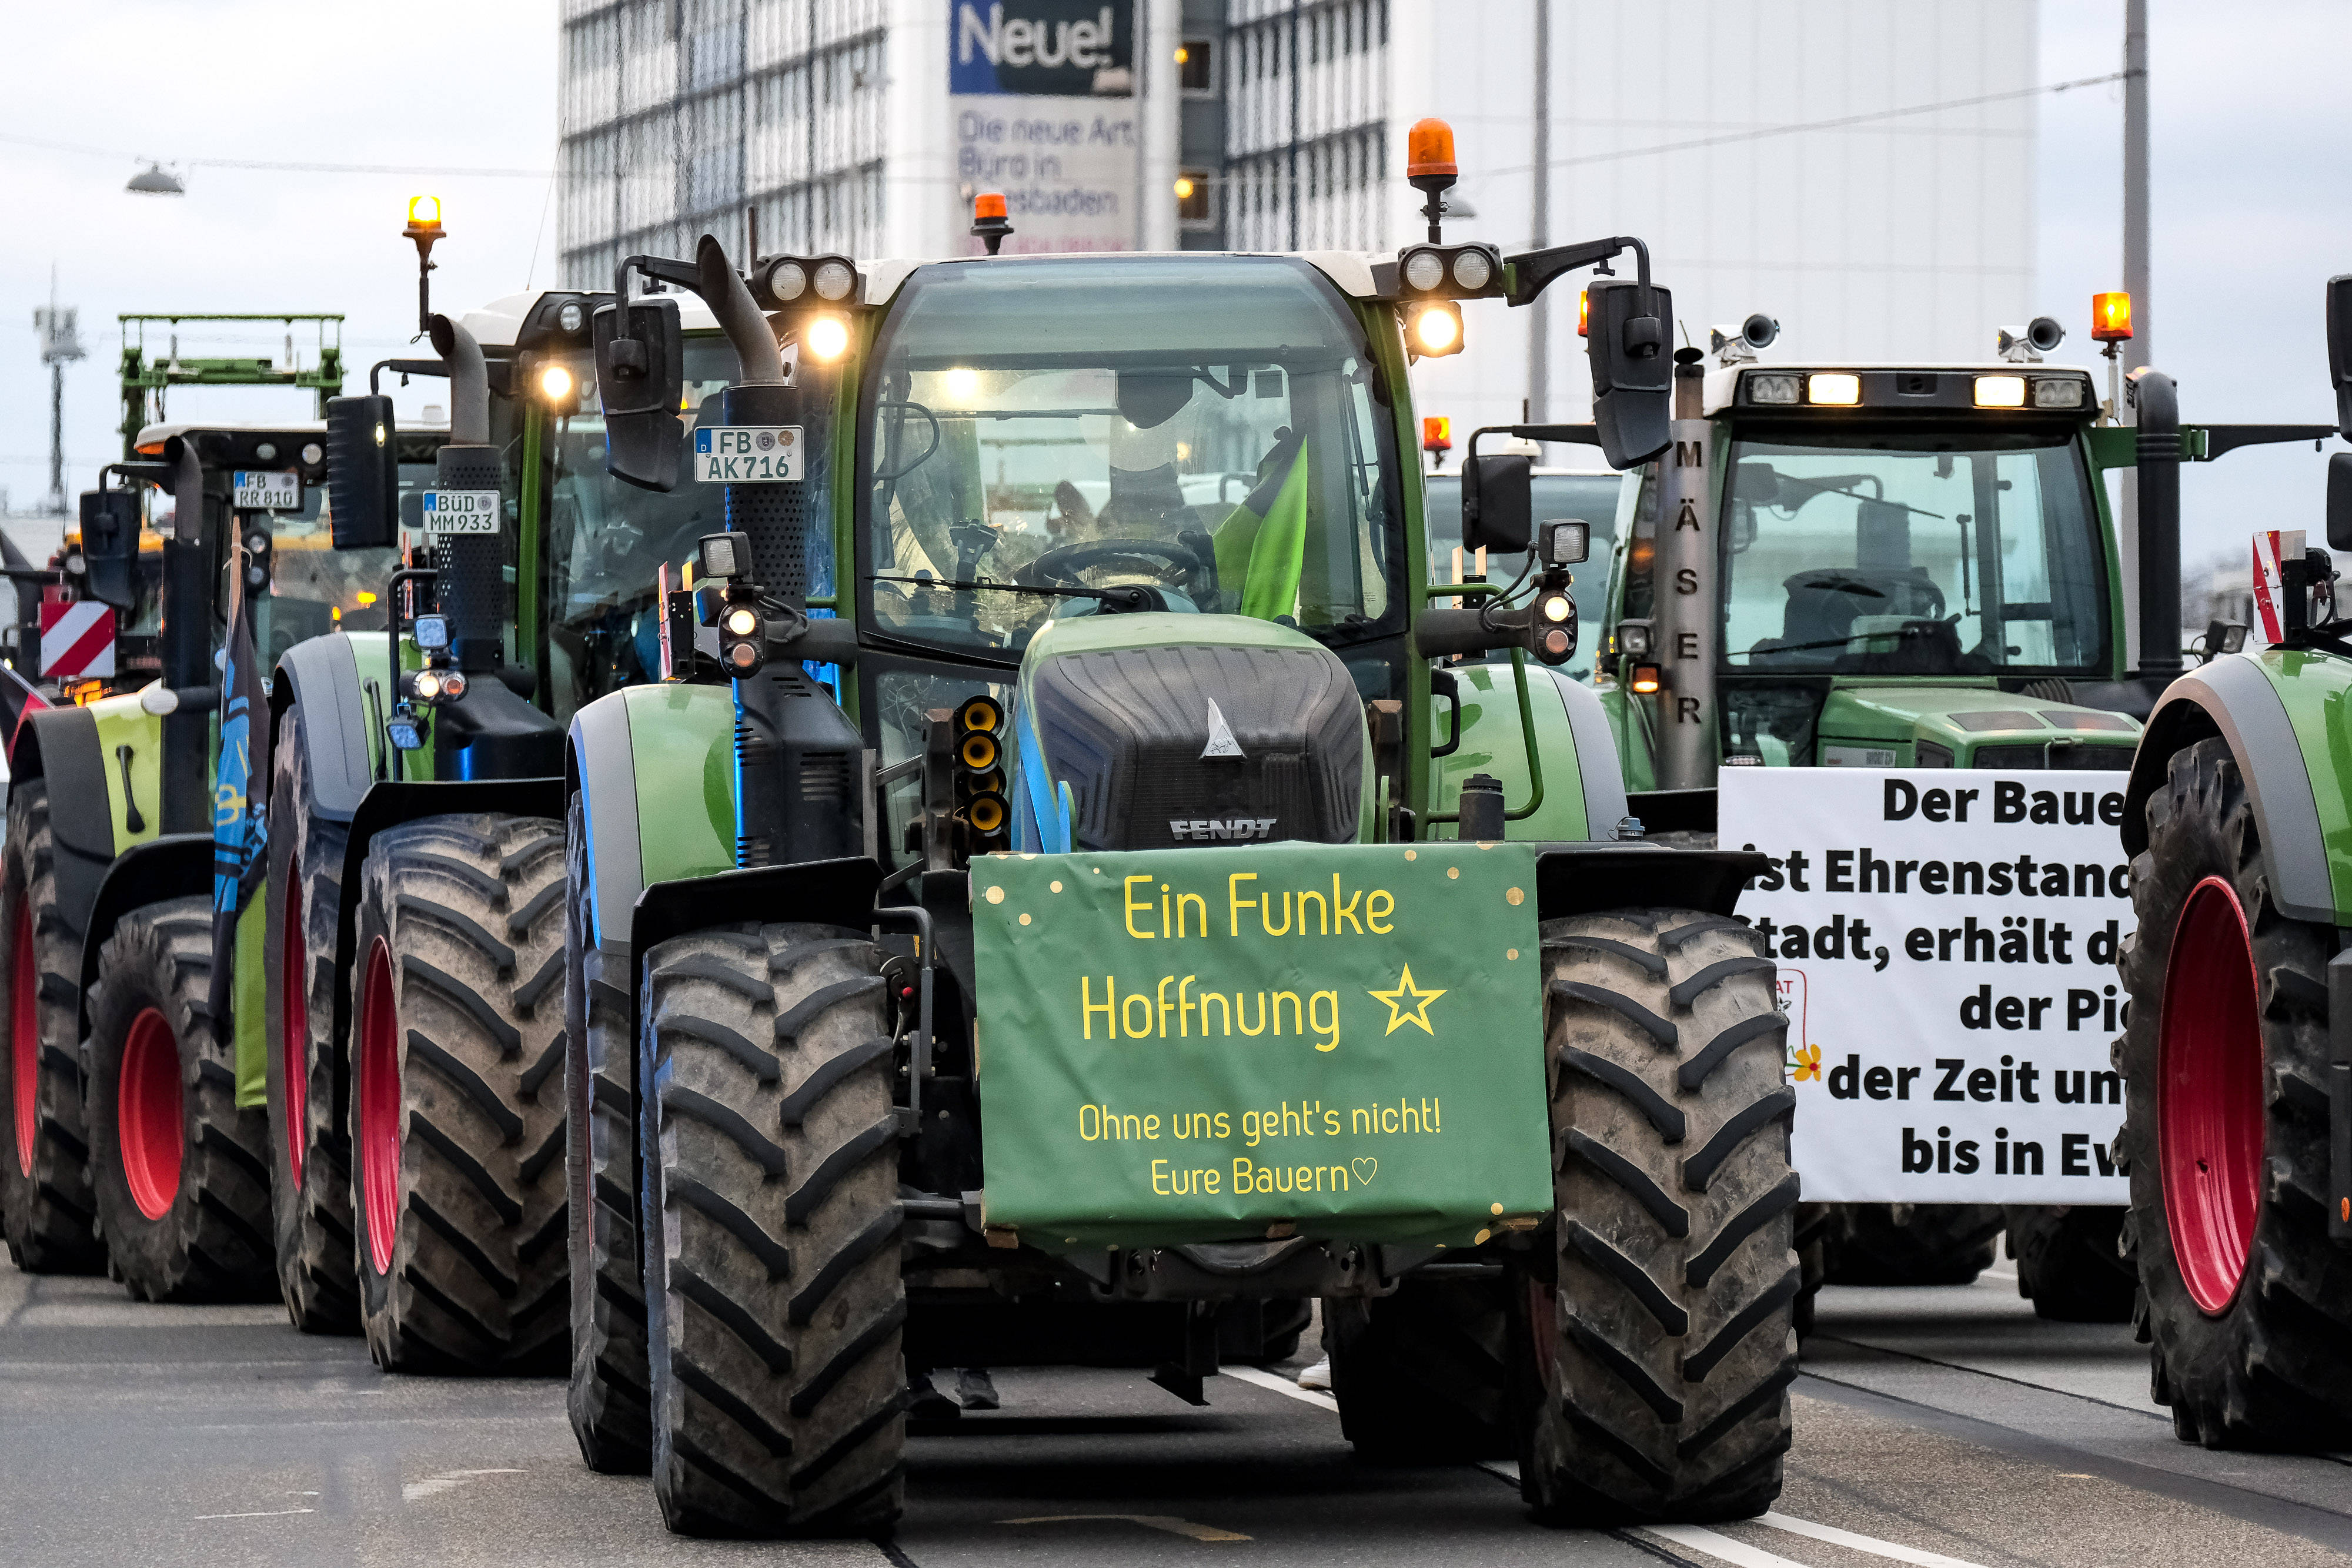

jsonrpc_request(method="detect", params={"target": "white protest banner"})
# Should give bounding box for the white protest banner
[950,1,1137,255]
[1719,767,2134,1203]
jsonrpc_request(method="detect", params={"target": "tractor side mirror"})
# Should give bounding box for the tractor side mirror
[78,489,141,612]
[2327,274,2352,439]
[325,394,399,550]
[2328,450,2352,553]
[1462,453,1532,553]
[1586,277,1673,470]
[593,294,686,492]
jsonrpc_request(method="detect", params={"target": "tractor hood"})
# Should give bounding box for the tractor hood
[1813,680,2142,770]
[1007,612,1370,854]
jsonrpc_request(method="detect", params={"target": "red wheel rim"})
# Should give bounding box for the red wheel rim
[11,900,34,1176]
[2159,875,2264,1315]
[119,1006,185,1221]
[281,872,306,1185]
[358,937,401,1276]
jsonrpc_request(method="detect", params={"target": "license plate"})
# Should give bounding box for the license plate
[422,489,500,534]
[694,426,803,483]
[232,470,300,511]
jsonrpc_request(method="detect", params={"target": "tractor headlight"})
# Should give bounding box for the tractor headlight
[1449,249,1493,292]
[1748,372,1801,405]
[1410,302,1463,357]
[1402,249,1446,292]
[813,259,856,302]
[1973,375,2027,409]
[2032,376,2086,409]
[804,315,851,361]
[723,606,760,637]
[1540,591,1573,623]
[767,260,808,302]
[1807,373,1860,406]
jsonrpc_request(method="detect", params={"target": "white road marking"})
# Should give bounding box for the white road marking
[403,1467,526,1502]
[1003,1513,1249,1542]
[1644,1523,1813,1567]
[1755,1513,1989,1567]
[1219,1365,1338,1411]
[193,1508,315,1521]
[1232,1362,1994,1568]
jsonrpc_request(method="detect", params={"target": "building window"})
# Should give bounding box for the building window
[1175,170,1214,227]
[1177,38,1214,93]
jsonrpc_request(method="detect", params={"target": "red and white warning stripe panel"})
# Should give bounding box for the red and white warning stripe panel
[39,600,116,680]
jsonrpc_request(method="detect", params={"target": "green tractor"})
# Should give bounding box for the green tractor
[1501,306,2330,1320]
[0,419,418,1293]
[559,165,1808,1533]
[2111,272,2352,1447]
[259,268,734,1369]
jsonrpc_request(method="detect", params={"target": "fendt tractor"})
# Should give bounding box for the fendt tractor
[559,119,1802,1537]
[2109,272,2352,1450]
[261,201,741,1370]
[0,418,420,1294]
[1458,300,2330,1320]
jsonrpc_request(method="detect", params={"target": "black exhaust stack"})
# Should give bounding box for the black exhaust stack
[2130,365,2183,686]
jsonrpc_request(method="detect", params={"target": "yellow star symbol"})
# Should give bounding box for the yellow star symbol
[1368,964,1447,1036]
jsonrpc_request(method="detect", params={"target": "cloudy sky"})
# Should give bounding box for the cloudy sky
[1,1,2345,580]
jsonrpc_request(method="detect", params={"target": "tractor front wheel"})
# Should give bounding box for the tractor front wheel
[262,703,360,1332]
[2004,1205,2133,1322]
[1521,908,1797,1524]
[564,793,652,1473]
[83,898,275,1300]
[2120,738,2352,1447]
[349,814,569,1373]
[638,922,904,1537]
[0,779,104,1272]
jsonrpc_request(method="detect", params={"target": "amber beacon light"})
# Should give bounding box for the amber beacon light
[971,190,1013,256]
[2092,290,2133,343]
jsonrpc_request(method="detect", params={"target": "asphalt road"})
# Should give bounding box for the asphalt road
[8,1255,2352,1567]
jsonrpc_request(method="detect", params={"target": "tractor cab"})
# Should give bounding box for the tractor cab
[453,289,740,724]
[1599,347,2145,784]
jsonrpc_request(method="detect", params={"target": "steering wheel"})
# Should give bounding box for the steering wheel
[1018,536,1200,591]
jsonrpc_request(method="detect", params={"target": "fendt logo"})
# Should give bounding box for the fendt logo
[1170,817,1278,842]
[956,4,1118,72]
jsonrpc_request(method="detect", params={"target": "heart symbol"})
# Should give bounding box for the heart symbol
[1350,1158,1378,1187]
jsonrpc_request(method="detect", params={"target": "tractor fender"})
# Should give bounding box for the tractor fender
[76,834,209,1039]
[1429,663,1630,842]
[9,706,137,978]
[269,633,386,824]
[2120,654,2338,924]
[567,683,739,959]
[319,777,567,1121]
[1533,843,1769,922]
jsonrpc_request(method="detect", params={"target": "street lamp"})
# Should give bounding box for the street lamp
[125,163,185,196]
[403,195,445,336]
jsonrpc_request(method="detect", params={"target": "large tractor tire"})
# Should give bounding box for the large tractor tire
[638,922,905,1537]
[1522,910,1798,1524]
[2119,737,2352,1449]
[1819,1203,2004,1286]
[0,778,104,1273]
[564,793,652,1473]
[2004,1205,2132,1323]
[349,814,569,1374]
[1329,1275,1512,1460]
[83,898,276,1300]
[262,705,360,1332]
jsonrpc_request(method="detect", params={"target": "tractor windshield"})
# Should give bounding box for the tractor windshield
[1720,427,2109,676]
[541,335,841,723]
[856,255,1406,661]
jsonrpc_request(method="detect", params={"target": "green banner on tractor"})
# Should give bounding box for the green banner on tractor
[971,842,1554,1250]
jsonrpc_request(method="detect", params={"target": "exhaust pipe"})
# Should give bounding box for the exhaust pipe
[2130,365,2182,683]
